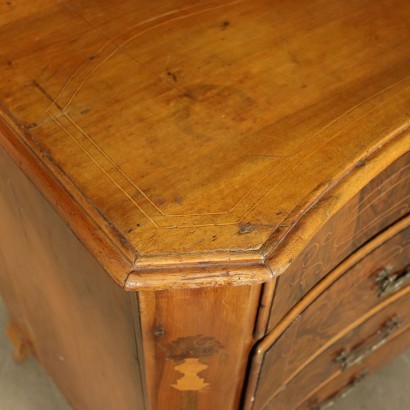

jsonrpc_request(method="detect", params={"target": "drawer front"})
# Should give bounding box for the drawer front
[267,153,409,333]
[247,218,410,409]
[266,288,410,409]
[302,326,410,410]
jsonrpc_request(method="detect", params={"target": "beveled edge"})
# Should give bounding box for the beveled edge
[264,125,410,274]
[126,126,410,290]
[0,109,133,287]
[0,105,409,290]
[0,107,272,289]
[251,127,410,337]
[124,263,272,290]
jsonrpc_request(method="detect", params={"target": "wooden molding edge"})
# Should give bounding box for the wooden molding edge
[125,127,409,290]
[263,124,410,273]
[124,262,272,290]
[0,111,134,287]
[0,107,408,290]
[249,127,409,337]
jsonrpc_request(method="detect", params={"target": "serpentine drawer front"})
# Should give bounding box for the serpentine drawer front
[246,220,410,409]
[0,1,409,409]
[265,153,409,333]
[263,288,410,409]
[303,314,410,410]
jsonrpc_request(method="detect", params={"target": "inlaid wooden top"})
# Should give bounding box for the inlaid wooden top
[0,0,409,289]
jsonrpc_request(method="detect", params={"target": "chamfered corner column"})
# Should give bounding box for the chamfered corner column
[133,284,261,410]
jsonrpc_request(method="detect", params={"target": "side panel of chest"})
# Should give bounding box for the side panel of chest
[0,148,145,409]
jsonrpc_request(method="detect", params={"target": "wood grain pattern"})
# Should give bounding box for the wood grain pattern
[0,1,410,409]
[247,217,410,409]
[0,149,145,409]
[136,285,261,410]
[266,287,410,409]
[0,0,409,288]
[264,152,409,334]
[302,326,410,410]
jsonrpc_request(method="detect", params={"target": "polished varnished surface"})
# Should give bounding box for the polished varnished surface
[1,0,410,287]
[1,1,410,409]
[0,146,260,409]
[1,290,410,410]
[267,291,410,409]
[248,219,410,408]
[264,153,409,334]
[136,285,260,410]
[0,149,145,409]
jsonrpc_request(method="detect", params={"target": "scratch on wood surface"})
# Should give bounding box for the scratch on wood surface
[38,1,410,235]
[237,78,410,220]
[238,223,256,234]
[261,123,410,260]
[48,113,161,228]
[33,80,63,111]
[0,100,61,131]
[65,112,167,216]
[230,74,410,215]
[60,0,244,111]
[46,113,244,223]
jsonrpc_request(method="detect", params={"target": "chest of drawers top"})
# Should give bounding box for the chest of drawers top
[1,0,409,290]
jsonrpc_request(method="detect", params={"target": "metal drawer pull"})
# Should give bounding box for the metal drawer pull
[311,371,368,410]
[375,264,410,297]
[334,317,401,371]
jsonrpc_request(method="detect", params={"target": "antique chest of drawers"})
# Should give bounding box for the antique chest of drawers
[0,0,409,409]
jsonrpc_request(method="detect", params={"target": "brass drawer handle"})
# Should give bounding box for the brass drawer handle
[375,264,410,297]
[334,317,401,371]
[311,371,368,410]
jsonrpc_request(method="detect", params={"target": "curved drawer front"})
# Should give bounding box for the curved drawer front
[301,323,410,410]
[248,219,410,409]
[267,289,410,409]
[267,153,409,333]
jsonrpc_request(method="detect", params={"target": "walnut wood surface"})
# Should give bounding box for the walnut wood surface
[247,217,410,409]
[268,288,410,409]
[1,0,409,288]
[0,1,410,409]
[0,143,263,409]
[0,149,145,409]
[264,152,409,334]
[136,285,260,409]
[302,326,410,410]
